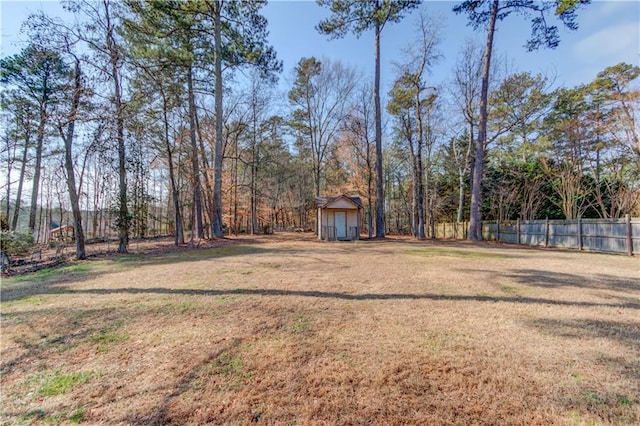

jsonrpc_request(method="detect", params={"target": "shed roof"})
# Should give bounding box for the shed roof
[50,225,74,233]
[316,195,363,209]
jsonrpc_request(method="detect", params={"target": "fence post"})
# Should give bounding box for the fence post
[627,214,633,256]
[517,219,521,245]
[496,220,500,242]
[578,217,583,251]
[544,218,549,248]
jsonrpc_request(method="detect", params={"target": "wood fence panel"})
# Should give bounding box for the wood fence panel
[632,219,640,254]
[548,221,581,249]
[581,219,625,253]
[520,221,546,246]
[441,218,637,255]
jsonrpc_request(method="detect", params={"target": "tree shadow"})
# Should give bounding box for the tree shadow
[505,269,639,293]
[123,338,243,425]
[526,317,640,385]
[0,306,125,376]
[0,245,283,301]
[4,285,638,310]
[527,318,640,350]
[1,241,360,293]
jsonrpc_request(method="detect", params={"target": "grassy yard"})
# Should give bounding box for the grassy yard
[1,233,638,425]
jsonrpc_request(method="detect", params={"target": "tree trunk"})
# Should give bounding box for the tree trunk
[28,107,46,235]
[367,147,373,239]
[161,90,184,245]
[195,106,213,236]
[11,136,29,231]
[231,134,238,234]
[250,95,259,235]
[187,66,204,239]
[374,14,385,238]
[104,0,129,253]
[211,3,224,238]
[61,60,87,260]
[416,155,426,239]
[456,172,465,223]
[4,131,14,226]
[456,122,473,223]
[415,94,426,239]
[469,0,499,240]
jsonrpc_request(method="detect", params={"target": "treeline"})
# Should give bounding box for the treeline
[1,1,638,259]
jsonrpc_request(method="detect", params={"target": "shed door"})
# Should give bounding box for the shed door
[335,211,347,239]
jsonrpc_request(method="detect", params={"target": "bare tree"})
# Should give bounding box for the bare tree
[388,12,442,239]
[288,57,357,204]
[318,0,421,238]
[450,40,483,223]
[342,84,376,238]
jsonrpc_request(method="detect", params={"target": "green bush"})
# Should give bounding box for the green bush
[0,230,35,256]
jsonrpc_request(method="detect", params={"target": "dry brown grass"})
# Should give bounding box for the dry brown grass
[1,233,638,425]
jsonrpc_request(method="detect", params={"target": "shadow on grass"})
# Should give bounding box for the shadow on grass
[0,306,127,376]
[505,270,639,293]
[124,338,244,425]
[527,318,640,351]
[0,245,280,301]
[4,285,638,310]
[526,317,640,390]
[107,245,267,267]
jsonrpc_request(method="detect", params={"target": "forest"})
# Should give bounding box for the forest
[1,0,638,260]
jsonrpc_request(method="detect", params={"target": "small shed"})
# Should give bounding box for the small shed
[50,224,75,243]
[316,195,362,241]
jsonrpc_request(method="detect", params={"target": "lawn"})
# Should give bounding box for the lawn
[1,233,638,425]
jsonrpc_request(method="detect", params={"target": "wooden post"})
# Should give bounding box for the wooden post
[626,214,633,256]
[578,217,583,251]
[496,220,500,242]
[517,219,521,245]
[544,217,549,248]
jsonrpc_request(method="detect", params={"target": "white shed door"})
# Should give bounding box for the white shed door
[335,212,347,239]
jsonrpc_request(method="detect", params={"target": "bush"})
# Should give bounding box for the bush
[0,231,35,256]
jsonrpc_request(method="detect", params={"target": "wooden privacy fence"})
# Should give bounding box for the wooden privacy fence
[435,221,469,240]
[434,216,639,255]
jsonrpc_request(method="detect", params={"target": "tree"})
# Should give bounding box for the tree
[541,86,593,219]
[591,62,640,159]
[388,11,442,239]
[188,0,281,238]
[59,0,131,252]
[1,92,37,231]
[122,0,206,241]
[25,11,103,259]
[257,115,293,233]
[288,57,357,205]
[489,72,552,162]
[454,0,590,239]
[58,58,88,259]
[317,0,420,238]
[1,45,68,237]
[244,75,265,234]
[587,63,640,217]
[450,40,483,223]
[341,83,376,238]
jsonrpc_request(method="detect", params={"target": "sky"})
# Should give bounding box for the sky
[1,0,639,95]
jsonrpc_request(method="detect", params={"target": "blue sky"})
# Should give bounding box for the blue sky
[1,0,638,94]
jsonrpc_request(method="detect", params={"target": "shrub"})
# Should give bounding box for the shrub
[0,230,35,256]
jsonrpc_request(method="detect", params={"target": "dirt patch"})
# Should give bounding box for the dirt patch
[1,233,638,425]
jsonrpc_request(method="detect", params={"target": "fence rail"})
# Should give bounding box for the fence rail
[434,216,638,255]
